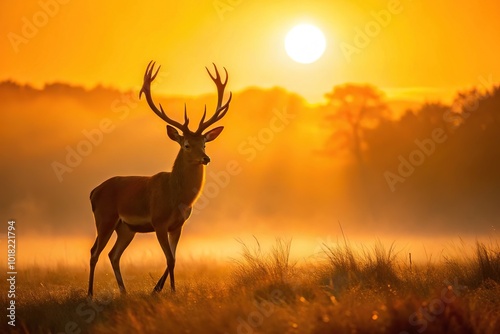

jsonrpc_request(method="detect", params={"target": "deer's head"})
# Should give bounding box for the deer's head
[139,62,232,165]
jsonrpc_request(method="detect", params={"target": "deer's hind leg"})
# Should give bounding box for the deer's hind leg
[108,221,136,294]
[88,213,119,297]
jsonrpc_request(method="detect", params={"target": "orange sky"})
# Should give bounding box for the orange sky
[1,0,499,103]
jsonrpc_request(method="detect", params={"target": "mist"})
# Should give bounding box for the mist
[2,80,499,265]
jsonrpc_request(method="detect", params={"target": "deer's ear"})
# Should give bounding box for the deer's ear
[167,125,181,143]
[204,126,224,142]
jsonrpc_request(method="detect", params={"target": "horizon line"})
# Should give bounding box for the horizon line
[1,78,495,105]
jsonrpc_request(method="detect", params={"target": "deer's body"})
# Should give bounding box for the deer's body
[90,152,205,230]
[87,62,231,297]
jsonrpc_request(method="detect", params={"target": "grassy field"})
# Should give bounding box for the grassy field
[2,238,499,334]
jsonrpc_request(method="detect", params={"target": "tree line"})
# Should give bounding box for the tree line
[323,83,500,228]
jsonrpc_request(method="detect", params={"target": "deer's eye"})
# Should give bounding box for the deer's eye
[184,144,190,149]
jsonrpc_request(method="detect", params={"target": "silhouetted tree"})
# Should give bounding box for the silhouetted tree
[323,84,389,220]
[324,84,389,169]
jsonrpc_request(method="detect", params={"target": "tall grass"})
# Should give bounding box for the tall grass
[444,239,500,288]
[232,237,295,285]
[230,237,302,304]
[319,239,400,296]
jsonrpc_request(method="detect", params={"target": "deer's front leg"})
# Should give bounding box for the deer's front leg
[167,226,182,290]
[152,223,176,293]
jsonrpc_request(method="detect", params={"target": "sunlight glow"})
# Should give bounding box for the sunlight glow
[285,24,326,64]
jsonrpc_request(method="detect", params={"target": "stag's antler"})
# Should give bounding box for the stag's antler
[195,64,232,135]
[139,61,191,133]
[139,61,231,135]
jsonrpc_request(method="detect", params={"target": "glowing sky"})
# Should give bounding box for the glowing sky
[1,0,499,102]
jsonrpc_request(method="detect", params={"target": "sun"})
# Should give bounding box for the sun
[285,24,326,64]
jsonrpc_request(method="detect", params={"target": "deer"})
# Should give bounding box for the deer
[87,61,232,297]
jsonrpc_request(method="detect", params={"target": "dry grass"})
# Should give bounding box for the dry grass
[2,239,499,334]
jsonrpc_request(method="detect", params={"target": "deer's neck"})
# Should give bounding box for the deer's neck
[169,149,205,207]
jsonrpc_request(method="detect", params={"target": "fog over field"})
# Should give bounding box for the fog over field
[1,81,498,267]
